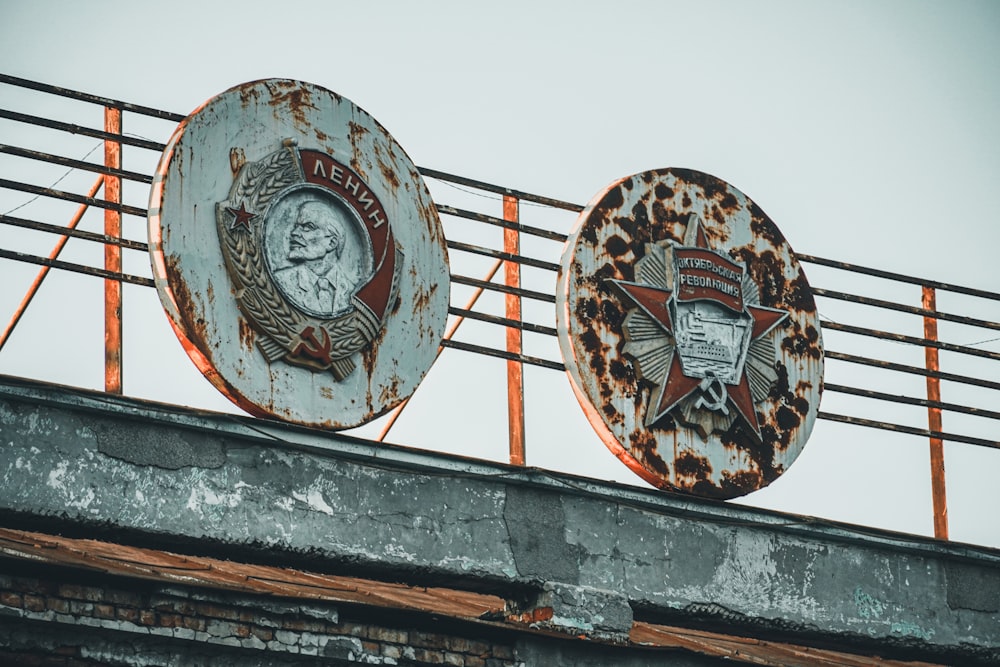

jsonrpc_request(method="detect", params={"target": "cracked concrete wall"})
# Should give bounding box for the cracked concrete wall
[0,378,998,661]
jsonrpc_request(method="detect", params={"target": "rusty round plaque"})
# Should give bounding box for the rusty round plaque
[557,169,823,498]
[149,79,449,429]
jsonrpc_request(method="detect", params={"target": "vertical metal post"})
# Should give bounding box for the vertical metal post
[503,195,525,466]
[104,106,123,394]
[922,286,948,539]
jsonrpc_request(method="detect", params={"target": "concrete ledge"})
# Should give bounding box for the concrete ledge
[0,375,998,661]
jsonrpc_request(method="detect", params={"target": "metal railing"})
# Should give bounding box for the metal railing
[2,75,998,542]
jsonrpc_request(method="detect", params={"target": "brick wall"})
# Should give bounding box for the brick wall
[0,571,523,666]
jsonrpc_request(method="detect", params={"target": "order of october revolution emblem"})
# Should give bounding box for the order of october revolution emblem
[148,79,449,429]
[556,169,823,499]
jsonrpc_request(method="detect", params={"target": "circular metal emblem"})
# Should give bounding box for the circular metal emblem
[149,79,449,428]
[557,169,823,499]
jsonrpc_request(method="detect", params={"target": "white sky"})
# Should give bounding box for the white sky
[1,1,999,547]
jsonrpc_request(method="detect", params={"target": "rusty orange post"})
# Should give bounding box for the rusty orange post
[104,107,123,394]
[922,286,948,539]
[503,195,525,466]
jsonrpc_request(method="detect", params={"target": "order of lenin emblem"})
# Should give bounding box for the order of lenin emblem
[149,80,449,429]
[216,142,398,381]
[556,169,823,499]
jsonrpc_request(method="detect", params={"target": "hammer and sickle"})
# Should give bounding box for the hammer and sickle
[694,378,730,414]
[293,325,333,367]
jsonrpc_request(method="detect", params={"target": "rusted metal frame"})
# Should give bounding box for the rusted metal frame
[377,260,506,441]
[440,339,565,372]
[814,287,1000,332]
[1,214,148,251]
[104,106,123,395]
[0,176,104,353]
[922,286,948,539]
[0,178,147,217]
[824,383,1000,421]
[0,109,166,152]
[0,144,153,184]
[818,412,998,450]
[419,167,583,212]
[451,274,555,304]
[448,307,557,337]
[503,195,525,467]
[446,239,560,272]
[820,321,1000,361]
[437,204,568,242]
[0,249,154,287]
[798,253,1000,302]
[0,73,186,122]
[825,349,1000,392]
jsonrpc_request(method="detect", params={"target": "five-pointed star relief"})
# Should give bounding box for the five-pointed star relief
[226,201,257,231]
[608,230,788,437]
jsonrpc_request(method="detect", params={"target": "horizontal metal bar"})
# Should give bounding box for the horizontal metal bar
[0,214,148,251]
[446,240,560,272]
[0,109,166,152]
[817,411,999,450]
[448,306,558,337]
[0,73,187,122]
[0,144,152,185]
[820,321,1000,362]
[451,274,556,304]
[813,287,1000,332]
[0,248,154,287]
[440,339,565,371]
[437,204,569,243]
[0,179,147,218]
[797,253,1000,302]
[825,383,1000,422]
[825,349,1000,392]
[420,167,583,212]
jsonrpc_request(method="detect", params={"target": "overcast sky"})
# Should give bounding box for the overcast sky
[2,1,998,547]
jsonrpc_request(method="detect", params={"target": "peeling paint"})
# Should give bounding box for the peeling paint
[1,385,998,659]
[290,488,335,516]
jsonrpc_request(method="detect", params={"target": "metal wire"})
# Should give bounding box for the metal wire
[0,144,153,185]
[437,204,569,243]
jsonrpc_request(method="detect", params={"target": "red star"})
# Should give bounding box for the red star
[226,201,257,231]
[608,227,788,438]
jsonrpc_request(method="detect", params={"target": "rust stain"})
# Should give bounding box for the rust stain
[348,121,370,179]
[237,83,262,108]
[674,450,712,480]
[377,157,401,194]
[378,374,403,406]
[508,606,554,625]
[630,429,670,478]
[229,147,246,175]
[749,200,784,247]
[720,469,764,496]
[264,81,317,128]
[238,317,255,351]
[604,234,629,258]
[780,320,822,360]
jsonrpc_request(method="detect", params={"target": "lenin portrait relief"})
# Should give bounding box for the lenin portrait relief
[264,188,372,318]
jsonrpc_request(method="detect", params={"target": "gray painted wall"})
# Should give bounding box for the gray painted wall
[1,376,997,662]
